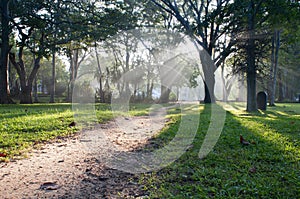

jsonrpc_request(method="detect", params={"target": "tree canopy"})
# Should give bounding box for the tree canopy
[0,0,298,109]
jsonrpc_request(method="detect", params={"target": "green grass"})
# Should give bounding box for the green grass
[139,103,300,198]
[0,103,152,161]
[1,102,299,198]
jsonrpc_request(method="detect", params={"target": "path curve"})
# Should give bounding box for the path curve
[0,115,166,198]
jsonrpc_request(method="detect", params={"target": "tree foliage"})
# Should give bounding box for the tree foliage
[1,0,299,105]
[1,0,137,103]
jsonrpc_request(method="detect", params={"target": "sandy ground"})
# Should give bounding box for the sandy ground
[0,115,167,199]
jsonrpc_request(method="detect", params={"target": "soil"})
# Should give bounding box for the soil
[0,115,167,199]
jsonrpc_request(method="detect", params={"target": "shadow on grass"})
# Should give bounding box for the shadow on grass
[45,104,300,198]
[137,104,300,198]
[234,105,299,155]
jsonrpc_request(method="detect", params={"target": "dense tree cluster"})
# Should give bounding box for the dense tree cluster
[0,0,299,111]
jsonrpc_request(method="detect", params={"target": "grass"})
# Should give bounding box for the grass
[139,103,300,198]
[0,102,299,198]
[0,103,152,161]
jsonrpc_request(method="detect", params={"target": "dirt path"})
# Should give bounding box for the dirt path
[0,115,167,198]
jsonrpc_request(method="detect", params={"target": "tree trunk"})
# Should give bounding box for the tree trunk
[268,31,275,105]
[20,86,32,104]
[203,80,215,103]
[95,43,105,103]
[49,49,56,103]
[246,66,257,112]
[271,30,280,103]
[278,69,284,102]
[246,1,257,112]
[145,67,154,101]
[67,48,87,102]
[221,63,227,102]
[269,30,280,106]
[146,80,151,99]
[199,50,216,103]
[67,56,73,102]
[32,51,39,103]
[33,76,39,103]
[146,70,152,99]
[20,58,41,104]
[9,50,42,104]
[41,75,45,94]
[67,51,75,102]
[159,84,171,103]
[149,82,154,99]
[176,86,179,101]
[0,0,13,104]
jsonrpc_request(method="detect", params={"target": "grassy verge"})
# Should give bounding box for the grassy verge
[0,103,151,161]
[140,103,300,198]
[1,102,299,197]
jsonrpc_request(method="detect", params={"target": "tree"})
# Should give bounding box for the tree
[276,39,300,102]
[9,33,45,103]
[7,0,120,103]
[268,29,280,106]
[63,0,138,102]
[36,56,68,97]
[151,0,237,103]
[231,0,299,111]
[66,44,89,102]
[244,0,258,112]
[0,0,14,104]
[267,0,300,104]
[94,42,105,103]
[6,0,55,104]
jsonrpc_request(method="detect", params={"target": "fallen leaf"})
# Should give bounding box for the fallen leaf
[0,153,7,157]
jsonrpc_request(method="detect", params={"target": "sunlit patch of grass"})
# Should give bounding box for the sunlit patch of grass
[275,103,300,114]
[0,102,168,161]
[1,102,299,197]
[0,104,117,159]
[0,104,77,160]
[140,103,300,198]
[237,116,299,161]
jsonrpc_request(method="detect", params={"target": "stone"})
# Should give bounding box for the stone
[257,91,267,110]
[40,182,60,190]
